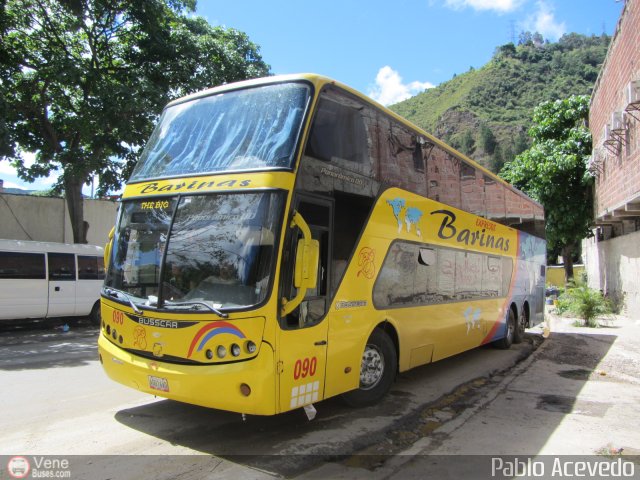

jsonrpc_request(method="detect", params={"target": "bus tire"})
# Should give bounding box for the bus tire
[90,301,101,325]
[342,328,397,407]
[513,307,527,344]
[494,308,515,350]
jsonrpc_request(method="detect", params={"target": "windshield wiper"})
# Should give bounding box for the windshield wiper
[103,287,144,315]
[163,300,229,319]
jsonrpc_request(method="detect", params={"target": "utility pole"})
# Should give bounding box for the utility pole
[509,20,516,44]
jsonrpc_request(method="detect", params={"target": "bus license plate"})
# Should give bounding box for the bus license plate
[148,375,169,392]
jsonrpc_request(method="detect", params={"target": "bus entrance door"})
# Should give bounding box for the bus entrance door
[278,198,332,413]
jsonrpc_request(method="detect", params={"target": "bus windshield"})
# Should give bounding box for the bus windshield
[104,192,285,310]
[129,83,310,182]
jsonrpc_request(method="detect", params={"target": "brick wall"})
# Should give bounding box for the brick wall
[590,0,640,217]
[586,0,640,317]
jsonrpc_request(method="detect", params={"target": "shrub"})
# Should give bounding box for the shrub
[556,283,612,327]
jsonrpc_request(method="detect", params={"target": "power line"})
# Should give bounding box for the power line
[509,20,516,44]
[0,194,33,240]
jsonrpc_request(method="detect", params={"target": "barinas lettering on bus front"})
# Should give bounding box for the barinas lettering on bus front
[138,178,252,194]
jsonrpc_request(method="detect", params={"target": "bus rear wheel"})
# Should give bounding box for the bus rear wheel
[494,308,515,350]
[513,307,527,344]
[342,328,397,407]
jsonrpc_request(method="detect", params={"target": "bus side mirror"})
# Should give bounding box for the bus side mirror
[281,212,319,316]
[294,237,319,289]
[104,226,115,271]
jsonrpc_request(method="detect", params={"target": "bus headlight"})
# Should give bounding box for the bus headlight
[245,341,257,354]
[231,344,241,357]
[216,345,227,358]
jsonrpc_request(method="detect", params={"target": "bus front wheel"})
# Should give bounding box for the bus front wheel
[90,301,101,325]
[342,328,397,407]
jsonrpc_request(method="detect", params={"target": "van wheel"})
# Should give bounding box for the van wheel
[494,308,515,350]
[90,301,101,325]
[342,328,397,407]
[513,308,527,344]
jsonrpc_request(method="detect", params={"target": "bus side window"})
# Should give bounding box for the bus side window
[460,162,485,217]
[304,90,373,178]
[380,121,427,196]
[484,175,506,222]
[374,242,514,308]
[427,146,461,208]
[48,253,76,281]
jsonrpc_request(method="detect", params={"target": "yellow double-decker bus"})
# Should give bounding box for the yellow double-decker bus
[98,74,546,415]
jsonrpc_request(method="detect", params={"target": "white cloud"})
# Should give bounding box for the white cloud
[0,153,59,191]
[0,161,16,176]
[0,179,24,189]
[522,1,566,40]
[444,0,524,13]
[369,66,434,106]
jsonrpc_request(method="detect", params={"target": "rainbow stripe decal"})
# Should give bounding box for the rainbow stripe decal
[187,321,246,358]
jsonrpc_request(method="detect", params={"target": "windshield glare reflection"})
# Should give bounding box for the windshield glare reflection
[129,83,310,181]
[105,192,284,310]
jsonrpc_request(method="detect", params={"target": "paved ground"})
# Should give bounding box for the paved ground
[303,308,640,479]
[2,309,639,479]
[0,318,533,479]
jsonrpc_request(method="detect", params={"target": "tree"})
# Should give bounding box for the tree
[0,0,269,243]
[500,95,593,282]
[518,31,533,46]
[458,129,475,155]
[489,144,504,174]
[478,123,497,155]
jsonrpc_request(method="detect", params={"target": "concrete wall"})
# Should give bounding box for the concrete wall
[583,230,640,318]
[0,193,118,246]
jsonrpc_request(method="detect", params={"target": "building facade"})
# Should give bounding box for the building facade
[586,0,640,317]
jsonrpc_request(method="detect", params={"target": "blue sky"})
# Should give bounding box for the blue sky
[200,0,623,105]
[1,0,624,192]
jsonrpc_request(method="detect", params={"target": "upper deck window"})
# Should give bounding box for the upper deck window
[130,83,310,182]
[306,96,368,165]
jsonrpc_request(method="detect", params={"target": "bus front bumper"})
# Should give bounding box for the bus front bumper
[98,332,277,415]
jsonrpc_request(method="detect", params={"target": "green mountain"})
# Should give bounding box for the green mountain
[390,33,610,173]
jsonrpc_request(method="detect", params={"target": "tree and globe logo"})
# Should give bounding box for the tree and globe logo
[7,456,30,479]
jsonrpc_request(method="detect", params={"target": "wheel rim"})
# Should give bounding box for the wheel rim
[507,312,515,340]
[518,311,526,334]
[360,344,385,390]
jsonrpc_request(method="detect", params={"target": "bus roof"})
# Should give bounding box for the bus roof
[166,73,543,210]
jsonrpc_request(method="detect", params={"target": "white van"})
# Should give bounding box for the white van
[0,239,105,323]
